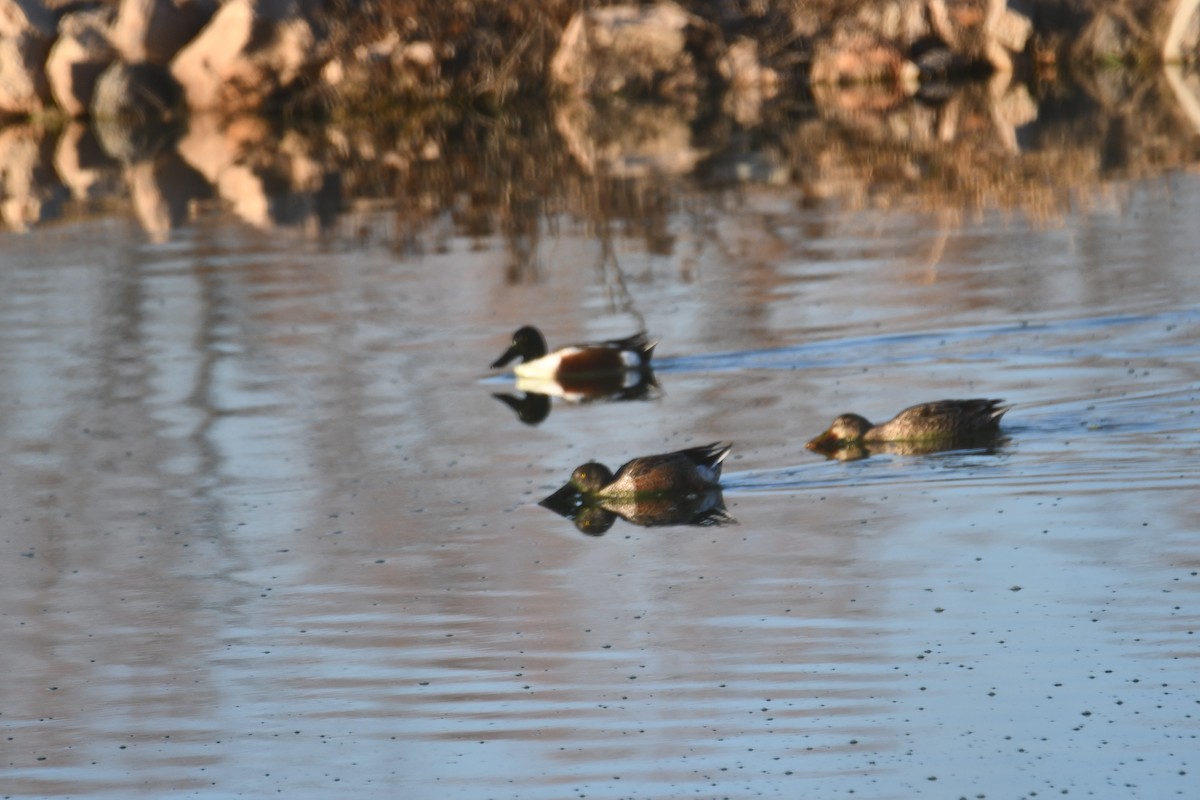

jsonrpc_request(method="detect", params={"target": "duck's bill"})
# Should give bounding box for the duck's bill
[805,430,841,451]
[491,345,521,369]
[538,483,582,516]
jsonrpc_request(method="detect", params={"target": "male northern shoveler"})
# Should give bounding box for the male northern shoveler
[806,399,1010,451]
[567,442,732,498]
[490,325,656,380]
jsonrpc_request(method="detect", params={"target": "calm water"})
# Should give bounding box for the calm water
[1,156,1198,797]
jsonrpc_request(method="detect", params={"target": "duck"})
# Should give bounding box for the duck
[565,442,732,498]
[491,325,657,380]
[806,399,1010,451]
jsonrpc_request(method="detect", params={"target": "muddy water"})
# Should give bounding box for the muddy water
[1,170,1198,798]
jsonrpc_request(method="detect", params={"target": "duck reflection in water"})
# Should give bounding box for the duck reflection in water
[540,486,733,535]
[805,398,1011,461]
[490,325,660,426]
[492,369,660,426]
[539,442,734,535]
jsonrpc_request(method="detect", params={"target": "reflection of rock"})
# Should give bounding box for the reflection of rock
[550,2,721,176]
[170,0,320,113]
[1164,64,1200,133]
[811,24,915,87]
[988,76,1038,152]
[719,38,779,127]
[808,0,1033,87]
[53,122,121,199]
[176,113,326,227]
[554,97,707,177]
[0,0,56,116]
[125,150,212,241]
[92,64,184,164]
[46,7,117,117]
[0,125,66,230]
[549,0,724,175]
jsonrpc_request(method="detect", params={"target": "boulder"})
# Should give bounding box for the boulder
[0,0,56,117]
[45,7,116,117]
[550,2,716,104]
[92,62,183,162]
[1163,0,1200,63]
[109,0,217,65]
[0,0,54,37]
[169,0,320,113]
[92,60,182,123]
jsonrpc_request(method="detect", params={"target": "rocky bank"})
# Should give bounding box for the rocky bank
[0,0,1197,122]
[2,0,1200,239]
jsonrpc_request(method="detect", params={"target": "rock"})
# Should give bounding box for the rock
[1072,9,1141,64]
[1162,0,1200,63]
[169,0,320,113]
[550,2,715,104]
[45,8,117,117]
[0,0,54,37]
[983,3,1033,73]
[92,62,183,161]
[109,0,217,65]
[0,0,57,117]
[92,59,182,123]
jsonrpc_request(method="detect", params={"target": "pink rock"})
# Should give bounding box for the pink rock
[45,8,116,117]
[109,0,217,65]
[169,0,319,113]
[0,0,54,38]
[0,0,56,116]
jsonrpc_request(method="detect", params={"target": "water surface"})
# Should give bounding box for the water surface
[1,133,1198,799]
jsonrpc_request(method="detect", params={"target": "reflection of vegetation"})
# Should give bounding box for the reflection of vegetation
[10,67,1200,243]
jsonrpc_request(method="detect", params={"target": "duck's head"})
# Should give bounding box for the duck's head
[806,413,872,450]
[491,326,548,368]
[570,462,615,494]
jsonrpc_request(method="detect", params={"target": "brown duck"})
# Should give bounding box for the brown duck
[806,399,1010,451]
